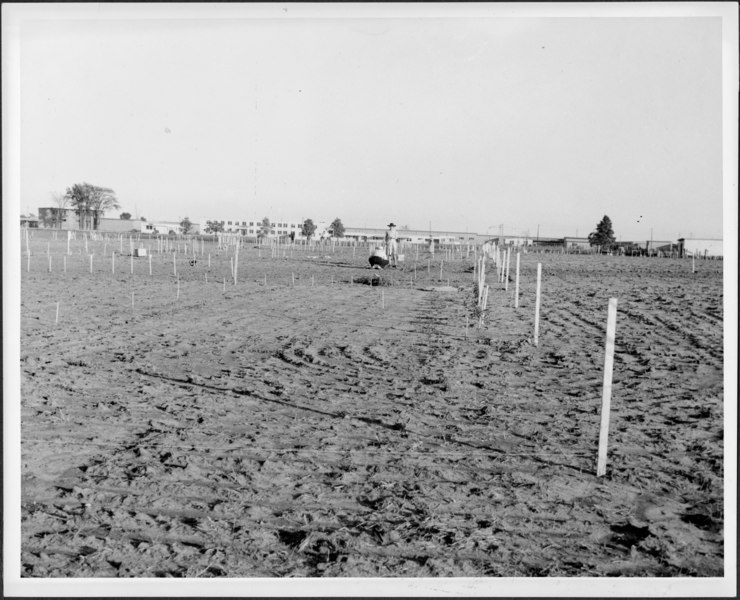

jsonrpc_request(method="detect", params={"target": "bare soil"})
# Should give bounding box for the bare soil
[19,235,724,577]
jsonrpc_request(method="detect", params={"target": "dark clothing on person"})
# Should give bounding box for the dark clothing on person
[369,255,390,268]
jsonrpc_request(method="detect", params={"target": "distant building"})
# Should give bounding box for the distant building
[562,236,591,251]
[645,240,677,256]
[95,218,148,234]
[38,207,78,229]
[341,226,479,245]
[20,214,39,228]
[202,217,304,237]
[678,238,723,258]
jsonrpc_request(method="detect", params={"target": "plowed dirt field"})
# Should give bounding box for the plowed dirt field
[19,235,724,578]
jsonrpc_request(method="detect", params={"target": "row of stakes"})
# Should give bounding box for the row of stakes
[38,236,620,477]
[45,261,622,480]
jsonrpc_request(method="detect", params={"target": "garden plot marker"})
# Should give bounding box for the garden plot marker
[514,252,520,308]
[597,298,618,477]
[234,243,239,285]
[55,302,59,325]
[48,255,52,273]
[534,263,542,346]
[504,248,511,290]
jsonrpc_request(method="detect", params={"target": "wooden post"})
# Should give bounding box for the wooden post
[504,248,511,290]
[223,278,226,293]
[292,272,295,287]
[130,253,134,275]
[173,253,177,277]
[208,254,211,268]
[55,302,59,325]
[597,298,619,477]
[149,254,152,276]
[234,243,239,285]
[131,291,135,309]
[534,263,542,346]
[48,255,52,272]
[63,256,67,273]
[514,252,520,308]
[67,231,71,256]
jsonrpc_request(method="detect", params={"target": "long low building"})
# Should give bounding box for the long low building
[678,238,723,258]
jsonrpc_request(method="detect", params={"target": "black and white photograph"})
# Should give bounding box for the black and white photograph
[3,2,737,596]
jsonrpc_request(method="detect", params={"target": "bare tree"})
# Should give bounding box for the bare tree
[50,191,69,228]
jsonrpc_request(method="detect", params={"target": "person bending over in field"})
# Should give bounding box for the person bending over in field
[369,245,390,269]
[385,222,399,268]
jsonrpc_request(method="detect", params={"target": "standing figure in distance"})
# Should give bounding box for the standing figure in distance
[385,222,399,268]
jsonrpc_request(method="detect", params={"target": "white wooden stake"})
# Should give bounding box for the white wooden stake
[132,291,135,309]
[67,232,71,255]
[130,254,134,275]
[597,298,619,477]
[234,243,239,285]
[48,255,52,272]
[63,256,67,273]
[504,248,511,290]
[692,255,695,273]
[208,254,211,268]
[55,302,59,325]
[173,253,177,277]
[149,254,152,276]
[534,263,542,346]
[514,252,520,308]
[292,272,295,287]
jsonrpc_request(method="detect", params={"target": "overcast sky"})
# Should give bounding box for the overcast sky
[9,4,731,240]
